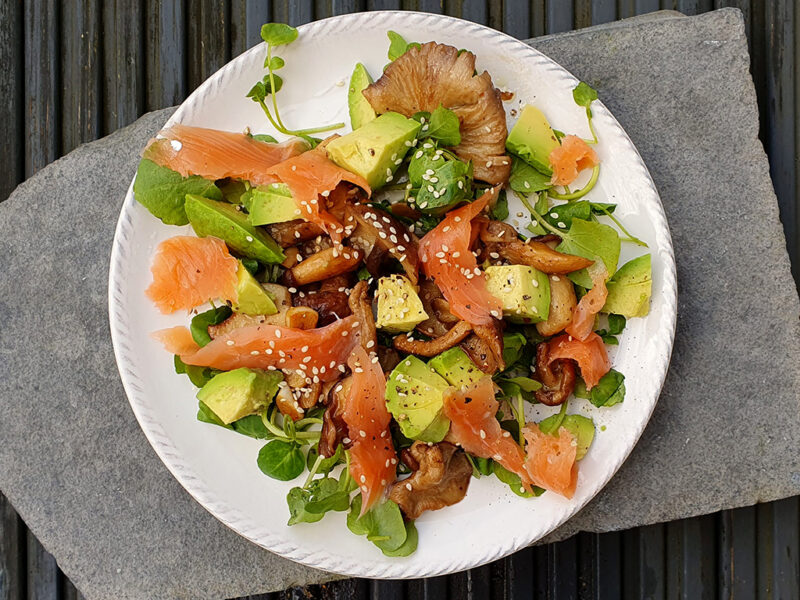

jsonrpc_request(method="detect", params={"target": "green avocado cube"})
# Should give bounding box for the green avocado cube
[184,194,285,264]
[245,183,303,226]
[428,348,484,389]
[484,265,550,323]
[232,262,278,316]
[602,254,651,317]
[326,112,421,190]
[505,105,560,176]
[375,275,428,333]
[348,63,377,130]
[385,356,451,443]
[197,368,282,425]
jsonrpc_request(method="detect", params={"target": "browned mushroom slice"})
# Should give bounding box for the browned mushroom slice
[377,346,401,374]
[208,284,292,338]
[285,306,319,329]
[393,320,472,356]
[345,203,419,284]
[460,333,500,374]
[472,320,506,372]
[388,441,472,519]
[478,219,519,244]
[415,279,451,337]
[319,377,352,458]
[284,370,324,410]
[533,342,576,406]
[536,274,577,337]
[348,280,377,351]
[363,42,510,185]
[274,381,304,421]
[485,240,593,274]
[289,246,363,285]
[265,219,325,248]
[294,290,351,326]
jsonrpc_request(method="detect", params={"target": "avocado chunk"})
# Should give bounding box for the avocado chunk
[375,275,428,333]
[348,63,377,130]
[244,183,302,226]
[196,367,282,425]
[602,254,652,317]
[560,414,595,460]
[505,105,560,176]
[233,262,278,315]
[484,265,550,323]
[184,194,285,264]
[429,348,483,389]
[326,112,421,190]
[386,356,451,442]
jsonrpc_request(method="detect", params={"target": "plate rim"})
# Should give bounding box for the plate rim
[108,10,677,579]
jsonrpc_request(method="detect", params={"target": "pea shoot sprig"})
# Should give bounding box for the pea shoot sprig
[247,24,344,137]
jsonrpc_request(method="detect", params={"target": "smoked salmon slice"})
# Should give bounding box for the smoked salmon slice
[143,123,309,185]
[548,135,599,187]
[418,187,503,326]
[343,346,397,513]
[443,377,531,485]
[154,315,361,381]
[265,145,371,242]
[547,331,611,389]
[565,266,608,341]
[145,236,239,314]
[523,423,578,499]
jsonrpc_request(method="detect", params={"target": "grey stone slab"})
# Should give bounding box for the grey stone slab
[0,8,797,600]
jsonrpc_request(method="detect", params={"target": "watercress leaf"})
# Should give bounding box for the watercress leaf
[305,478,351,514]
[257,440,305,481]
[266,55,285,70]
[534,191,550,215]
[552,129,566,140]
[492,462,543,498]
[407,144,440,188]
[387,30,410,61]
[573,82,598,108]
[500,419,520,440]
[382,521,419,557]
[572,377,591,399]
[545,201,592,231]
[509,156,552,194]
[251,133,278,143]
[601,335,619,345]
[197,400,231,428]
[590,369,625,408]
[306,443,345,475]
[246,81,266,103]
[555,218,621,288]
[262,73,283,95]
[501,332,527,368]
[182,362,217,388]
[356,266,371,281]
[174,355,186,374]
[424,105,461,146]
[590,202,616,215]
[190,306,233,347]
[502,377,542,392]
[466,454,493,477]
[241,257,260,276]
[260,23,298,47]
[489,189,509,221]
[347,495,408,552]
[298,134,322,149]
[133,159,222,225]
[286,487,324,525]
[607,314,626,335]
[411,111,432,124]
[495,379,521,399]
[538,402,568,435]
[231,414,271,439]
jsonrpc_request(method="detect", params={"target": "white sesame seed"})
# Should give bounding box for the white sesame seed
[226,340,235,346]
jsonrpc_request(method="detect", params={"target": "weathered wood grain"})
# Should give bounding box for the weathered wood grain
[145,0,186,111]
[26,531,58,600]
[102,0,145,133]
[0,0,23,203]
[231,0,272,55]
[0,493,23,600]
[187,0,232,91]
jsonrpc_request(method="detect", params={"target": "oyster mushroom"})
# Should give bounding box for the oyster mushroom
[388,441,472,519]
[534,341,576,406]
[363,42,511,185]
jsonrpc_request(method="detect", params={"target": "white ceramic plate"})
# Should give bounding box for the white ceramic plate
[109,11,677,578]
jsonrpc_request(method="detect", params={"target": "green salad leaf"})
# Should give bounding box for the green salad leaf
[197,400,230,428]
[133,159,222,226]
[573,82,598,108]
[590,369,625,407]
[190,306,233,347]
[555,218,620,288]
[489,188,509,221]
[176,356,217,388]
[347,495,412,555]
[491,462,544,498]
[419,105,461,146]
[509,156,552,195]
[387,31,420,61]
[257,440,306,481]
[260,23,298,47]
[544,201,592,231]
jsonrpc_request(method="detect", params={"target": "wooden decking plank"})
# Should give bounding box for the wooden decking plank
[370,580,405,600]
[273,1,314,26]
[0,493,24,600]
[719,506,757,599]
[230,0,272,56]
[590,0,617,25]
[145,0,186,111]
[187,0,232,92]
[0,0,24,202]
[502,0,531,40]
[25,531,58,600]
[101,0,145,133]
[622,523,665,600]
[547,0,574,33]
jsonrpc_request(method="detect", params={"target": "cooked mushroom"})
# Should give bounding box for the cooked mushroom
[533,342,576,406]
[377,346,402,374]
[285,306,319,329]
[393,320,472,356]
[284,370,323,409]
[294,290,351,326]
[388,441,472,519]
[319,377,351,458]
[348,280,377,351]
[484,240,593,274]
[536,274,577,336]
[460,333,501,374]
[472,320,505,372]
[415,279,452,337]
[208,283,292,338]
[363,42,510,185]
[274,381,304,421]
[345,203,419,284]
[265,219,325,248]
[288,246,363,285]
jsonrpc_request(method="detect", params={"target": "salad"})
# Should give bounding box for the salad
[134,23,652,557]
